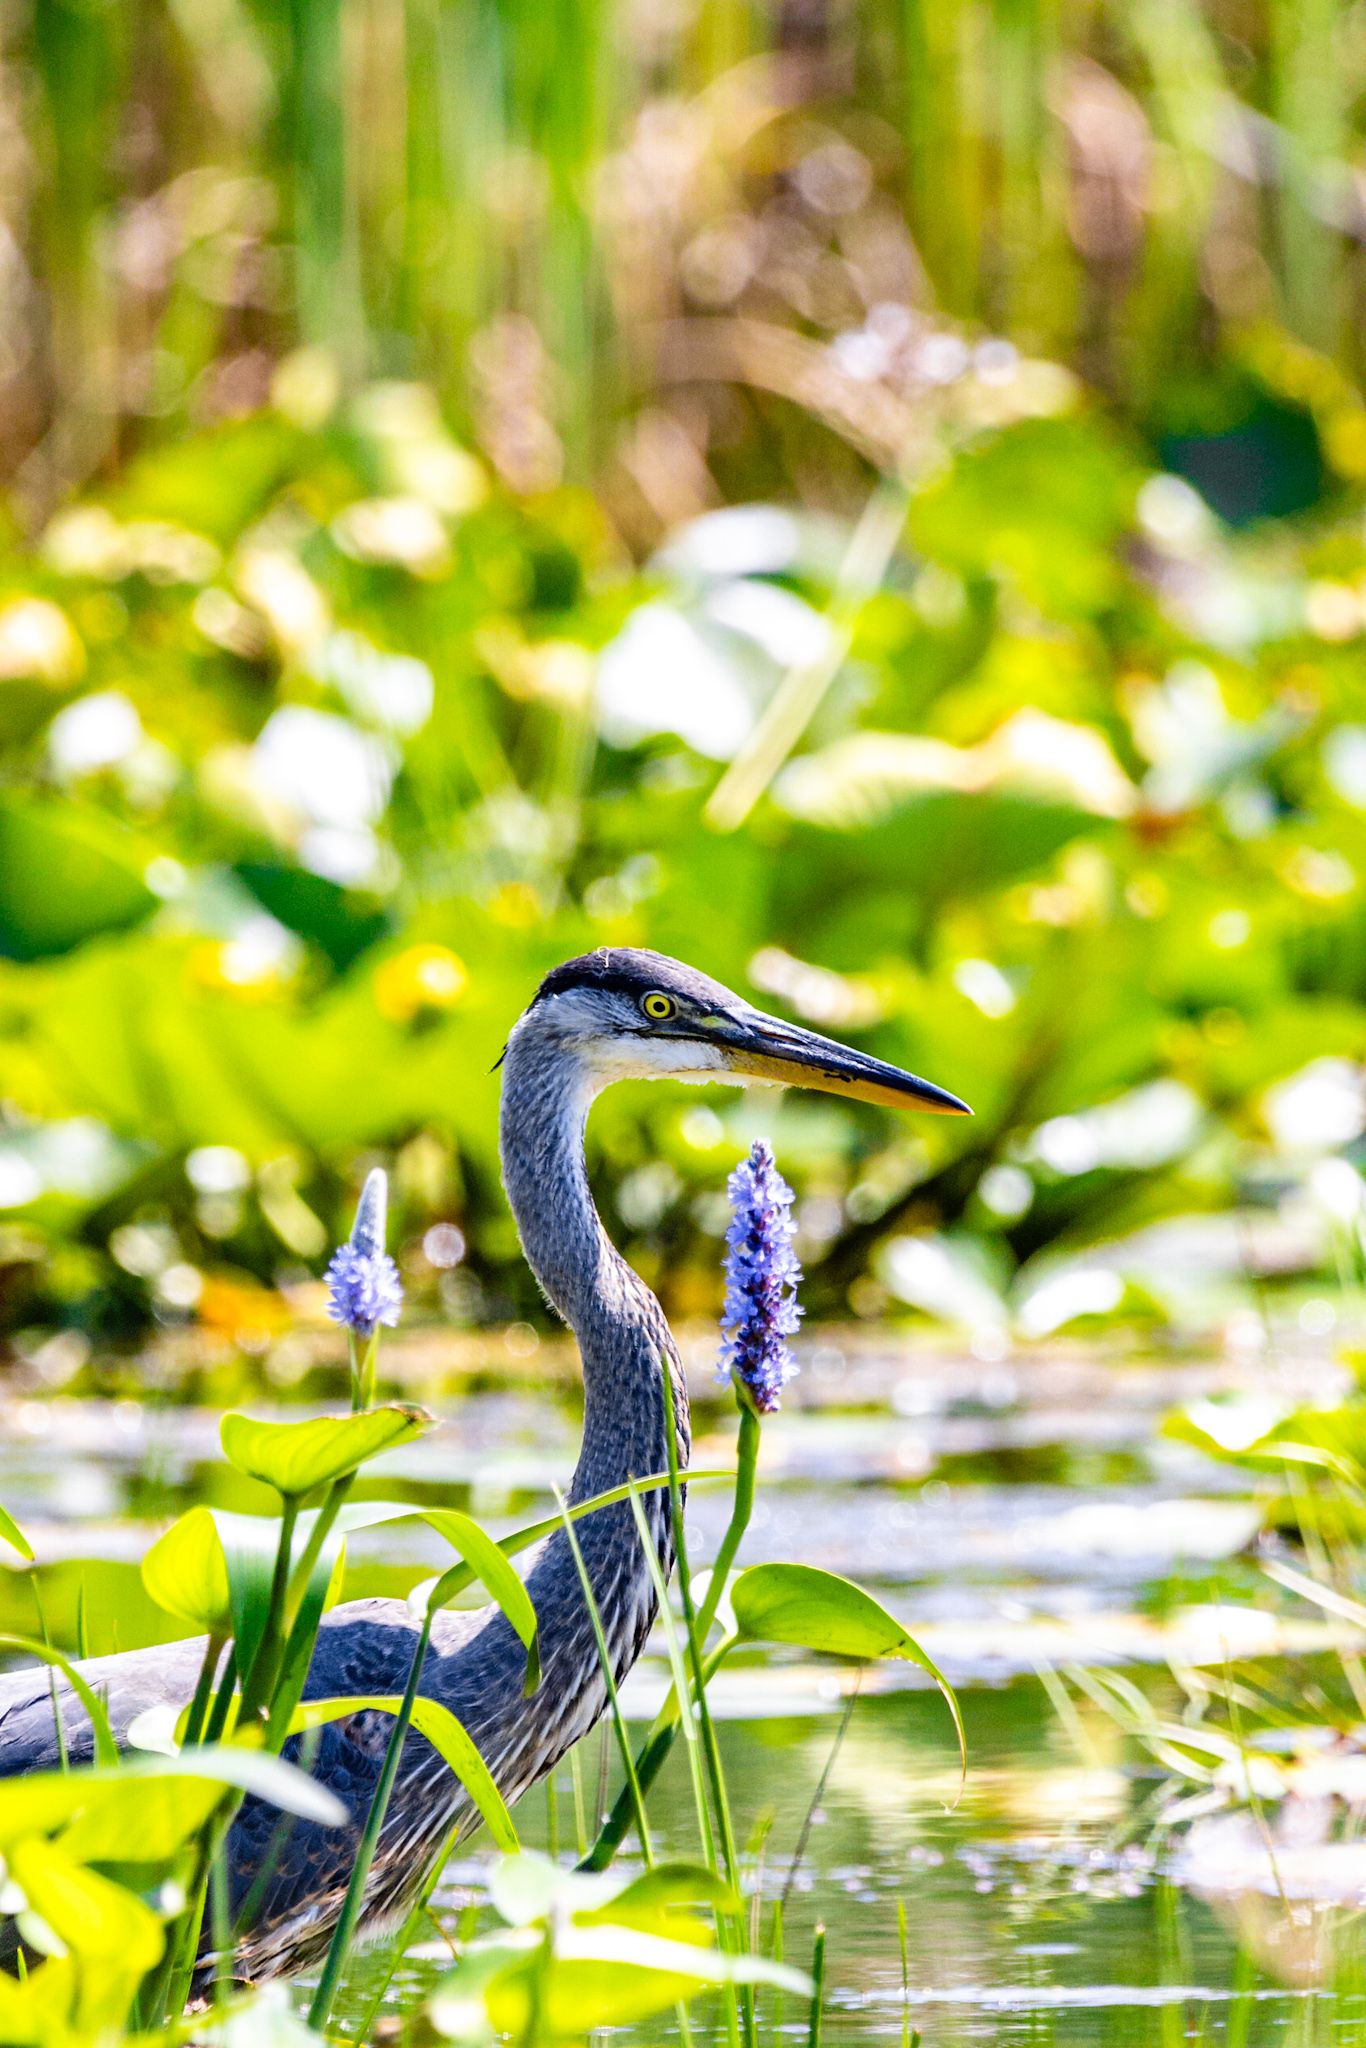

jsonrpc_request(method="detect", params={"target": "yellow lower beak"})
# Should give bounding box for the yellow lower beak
[716,1012,971,1116]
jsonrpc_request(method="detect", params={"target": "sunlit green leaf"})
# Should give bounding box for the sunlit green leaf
[0,795,157,962]
[195,1981,331,2046]
[284,1694,517,1850]
[7,1835,164,1968]
[141,1504,233,1633]
[732,1562,965,1787]
[220,1406,433,1497]
[0,1746,346,1850]
[429,1922,809,2040]
[411,1508,540,1693]
[0,1502,33,1563]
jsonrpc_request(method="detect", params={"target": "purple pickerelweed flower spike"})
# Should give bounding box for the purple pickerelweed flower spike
[326,1167,403,1337]
[716,1138,802,1415]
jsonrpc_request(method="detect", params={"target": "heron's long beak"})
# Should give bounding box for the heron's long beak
[712,1010,971,1117]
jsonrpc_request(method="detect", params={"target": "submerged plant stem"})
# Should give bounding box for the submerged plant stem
[308,1614,433,2031]
[584,1396,758,1871]
[659,1367,755,2048]
[808,1925,827,2048]
[556,1485,655,1866]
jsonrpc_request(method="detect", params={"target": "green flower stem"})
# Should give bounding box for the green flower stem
[237,1498,299,1723]
[626,1488,718,1874]
[582,1393,759,1871]
[284,1475,350,1631]
[808,1925,827,2048]
[344,1805,466,2048]
[231,1728,322,1944]
[660,1368,755,2048]
[180,1632,226,1748]
[696,1401,760,1641]
[142,1789,235,2026]
[201,1645,239,1744]
[349,1329,379,1411]
[308,1612,434,2032]
[579,1636,733,1871]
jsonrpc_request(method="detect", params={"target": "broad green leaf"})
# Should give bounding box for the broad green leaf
[430,1923,809,2040]
[1162,1400,1363,1483]
[196,1509,286,1687]
[0,1635,118,1767]
[59,1772,224,1862]
[411,1509,540,1693]
[581,1861,737,1927]
[141,1504,233,1633]
[0,1746,346,1849]
[8,1835,164,1969]
[0,1502,32,1563]
[732,1562,966,1788]
[285,1695,517,1850]
[0,1957,80,2046]
[486,1851,572,1927]
[486,1853,733,1934]
[221,1406,432,1496]
[0,795,156,961]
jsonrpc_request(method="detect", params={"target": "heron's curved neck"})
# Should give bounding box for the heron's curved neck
[498,1037,689,1504]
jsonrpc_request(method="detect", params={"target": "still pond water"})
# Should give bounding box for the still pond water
[0,1330,1358,2043]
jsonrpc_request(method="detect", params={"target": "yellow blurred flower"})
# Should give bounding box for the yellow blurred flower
[197,1274,294,1349]
[489,882,542,929]
[375,944,468,1023]
[189,938,293,1001]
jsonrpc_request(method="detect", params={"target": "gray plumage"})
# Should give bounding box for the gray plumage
[0,947,967,1982]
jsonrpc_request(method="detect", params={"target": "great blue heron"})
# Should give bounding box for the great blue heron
[0,948,968,1980]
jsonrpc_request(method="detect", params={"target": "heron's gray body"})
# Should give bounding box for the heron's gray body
[0,960,692,1980]
[0,946,966,1983]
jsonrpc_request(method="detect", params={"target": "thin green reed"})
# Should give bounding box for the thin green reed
[626,1488,718,1874]
[554,1485,655,1866]
[284,0,363,371]
[1269,0,1350,353]
[808,1924,827,2048]
[656,1370,757,2048]
[307,1614,435,2030]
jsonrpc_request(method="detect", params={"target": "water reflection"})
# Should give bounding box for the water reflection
[0,1338,1354,2041]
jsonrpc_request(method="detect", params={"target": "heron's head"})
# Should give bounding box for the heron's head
[506,948,970,1117]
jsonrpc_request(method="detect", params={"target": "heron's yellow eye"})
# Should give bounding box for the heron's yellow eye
[642,991,676,1021]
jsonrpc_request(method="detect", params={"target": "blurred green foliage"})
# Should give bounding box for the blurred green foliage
[5,0,1366,1365]
[2,350,1366,1362]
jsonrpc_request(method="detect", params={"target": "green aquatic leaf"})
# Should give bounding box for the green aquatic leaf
[0,1502,33,1563]
[284,1694,517,1851]
[731,1562,966,1787]
[58,1772,224,1863]
[430,1922,809,2040]
[486,1852,734,1932]
[141,1504,233,1634]
[220,1406,433,1497]
[0,1745,346,1850]
[9,1833,164,1968]
[410,1508,541,1693]
[195,1982,331,2046]
[0,795,157,961]
[0,1955,85,2046]
[577,1860,738,1930]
